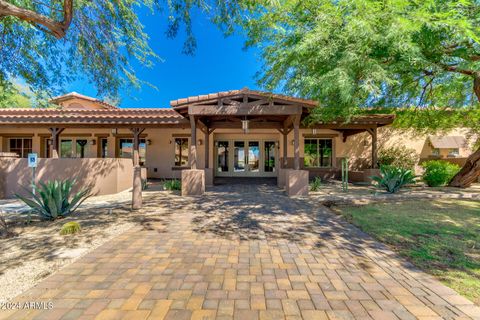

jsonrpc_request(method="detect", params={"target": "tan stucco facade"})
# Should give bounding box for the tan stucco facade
[0,126,475,179]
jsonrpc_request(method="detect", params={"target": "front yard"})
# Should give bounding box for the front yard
[333,199,480,304]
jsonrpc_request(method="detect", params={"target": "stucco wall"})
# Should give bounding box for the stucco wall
[0,158,133,198]
[0,126,476,180]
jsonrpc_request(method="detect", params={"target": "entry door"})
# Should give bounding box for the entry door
[216,140,277,177]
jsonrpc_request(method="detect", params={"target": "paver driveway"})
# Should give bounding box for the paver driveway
[2,182,480,320]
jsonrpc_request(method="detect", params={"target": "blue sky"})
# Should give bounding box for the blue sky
[67,7,262,109]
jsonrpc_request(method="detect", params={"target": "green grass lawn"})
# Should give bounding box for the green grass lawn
[335,199,480,304]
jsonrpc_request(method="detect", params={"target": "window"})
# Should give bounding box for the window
[100,138,108,158]
[174,138,189,167]
[264,141,276,172]
[304,138,333,168]
[60,139,74,158]
[216,141,229,172]
[9,138,32,158]
[119,138,146,165]
[448,148,459,157]
[432,148,440,156]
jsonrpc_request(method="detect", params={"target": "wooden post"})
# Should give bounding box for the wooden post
[131,127,145,210]
[367,127,378,169]
[48,127,64,158]
[189,115,197,169]
[283,129,288,168]
[204,128,210,169]
[293,115,300,170]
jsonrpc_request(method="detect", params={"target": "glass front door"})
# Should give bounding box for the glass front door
[216,140,277,177]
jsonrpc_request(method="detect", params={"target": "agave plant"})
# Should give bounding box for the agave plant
[371,165,416,193]
[16,179,91,220]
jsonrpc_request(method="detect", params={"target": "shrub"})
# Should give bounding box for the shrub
[16,179,91,220]
[371,165,416,193]
[422,160,461,187]
[310,177,322,191]
[60,221,81,235]
[164,179,181,191]
[378,146,418,170]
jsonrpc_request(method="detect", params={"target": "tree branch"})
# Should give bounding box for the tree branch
[443,64,475,76]
[0,0,73,39]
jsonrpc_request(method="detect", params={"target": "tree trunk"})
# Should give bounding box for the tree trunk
[449,147,480,187]
[448,72,480,187]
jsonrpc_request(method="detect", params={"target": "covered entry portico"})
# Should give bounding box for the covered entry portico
[170,88,394,196]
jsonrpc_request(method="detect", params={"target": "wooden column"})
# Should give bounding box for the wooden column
[204,128,210,169]
[283,129,288,168]
[367,127,378,169]
[48,127,64,158]
[131,127,145,210]
[293,115,301,170]
[189,115,197,169]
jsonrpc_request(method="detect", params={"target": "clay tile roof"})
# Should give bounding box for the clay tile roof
[49,92,119,110]
[170,88,318,108]
[0,108,188,126]
[429,136,466,149]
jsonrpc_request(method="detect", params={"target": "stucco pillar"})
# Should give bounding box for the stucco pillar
[32,135,41,155]
[131,127,145,210]
[293,115,300,170]
[48,128,64,158]
[204,128,214,186]
[189,115,197,169]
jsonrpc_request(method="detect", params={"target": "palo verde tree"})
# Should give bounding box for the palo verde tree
[0,0,249,100]
[236,0,480,187]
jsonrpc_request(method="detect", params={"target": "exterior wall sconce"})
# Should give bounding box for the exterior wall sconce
[198,139,203,146]
[47,139,52,145]
[291,140,295,145]
[241,119,249,133]
[111,128,118,135]
[90,139,96,146]
[147,139,152,145]
[312,128,318,134]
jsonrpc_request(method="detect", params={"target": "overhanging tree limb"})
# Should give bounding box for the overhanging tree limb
[0,0,73,39]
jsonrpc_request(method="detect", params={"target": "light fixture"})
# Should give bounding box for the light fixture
[90,139,96,146]
[198,139,203,146]
[47,139,52,146]
[241,117,249,133]
[111,128,118,135]
[291,140,295,145]
[147,139,152,145]
[312,128,318,134]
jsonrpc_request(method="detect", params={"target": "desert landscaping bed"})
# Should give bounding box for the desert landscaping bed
[0,185,173,303]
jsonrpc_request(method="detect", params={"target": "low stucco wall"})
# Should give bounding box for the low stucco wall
[0,158,133,199]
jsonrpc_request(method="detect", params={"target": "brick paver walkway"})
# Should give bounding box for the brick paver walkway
[2,183,480,320]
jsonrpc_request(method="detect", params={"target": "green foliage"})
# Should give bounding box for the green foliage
[309,177,322,192]
[16,179,91,220]
[336,199,480,304]
[60,221,81,235]
[422,160,461,187]
[163,179,181,191]
[237,0,480,123]
[371,165,416,193]
[378,146,418,170]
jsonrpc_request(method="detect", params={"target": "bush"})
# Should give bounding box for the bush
[378,146,418,170]
[164,179,181,191]
[60,221,81,235]
[371,165,416,193]
[16,179,91,220]
[422,160,461,187]
[310,177,322,191]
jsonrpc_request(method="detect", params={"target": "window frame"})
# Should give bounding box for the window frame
[174,137,189,167]
[118,138,146,165]
[8,137,33,158]
[303,138,334,168]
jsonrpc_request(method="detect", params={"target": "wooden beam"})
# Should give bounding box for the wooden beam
[293,115,301,170]
[48,127,65,158]
[130,127,145,210]
[188,104,302,116]
[209,121,283,130]
[339,129,367,142]
[189,115,197,169]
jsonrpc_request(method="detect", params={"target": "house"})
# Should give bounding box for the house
[0,89,397,197]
